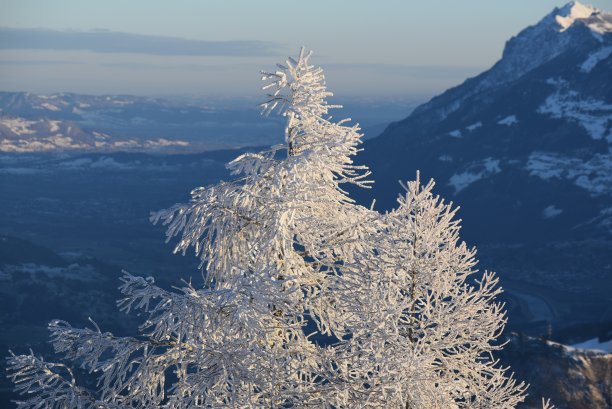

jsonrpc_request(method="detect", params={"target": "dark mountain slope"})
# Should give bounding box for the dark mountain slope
[355,1,612,244]
[351,1,612,338]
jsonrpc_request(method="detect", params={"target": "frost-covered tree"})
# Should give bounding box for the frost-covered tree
[8,49,537,408]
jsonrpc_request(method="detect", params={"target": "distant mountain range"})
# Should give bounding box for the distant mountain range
[0,91,417,153]
[0,92,288,152]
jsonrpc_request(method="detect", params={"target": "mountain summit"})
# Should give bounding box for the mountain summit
[354,1,612,356]
[411,1,612,122]
[359,1,612,234]
[552,1,612,34]
[491,1,611,86]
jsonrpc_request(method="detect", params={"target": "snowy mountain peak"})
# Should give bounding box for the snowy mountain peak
[547,1,612,35]
[554,1,596,31]
[477,2,612,91]
[410,2,612,121]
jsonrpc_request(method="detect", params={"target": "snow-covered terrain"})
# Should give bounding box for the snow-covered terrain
[0,92,283,153]
[1,117,37,135]
[411,1,612,122]
[538,80,612,141]
[571,337,612,353]
[449,158,500,193]
[580,45,612,71]
[0,115,193,153]
[526,152,612,196]
[497,115,518,126]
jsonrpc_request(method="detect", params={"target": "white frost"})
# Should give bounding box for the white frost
[580,46,612,73]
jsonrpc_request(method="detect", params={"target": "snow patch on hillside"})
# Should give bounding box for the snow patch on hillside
[1,136,87,152]
[0,114,191,153]
[39,102,60,112]
[449,158,501,194]
[498,115,518,126]
[572,337,612,353]
[1,117,37,135]
[538,87,612,141]
[588,16,612,36]
[580,46,612,72]
[466,121,482,131]
[526,152,612,196]
[48,120,61,133]
[543,205,563,218]
[147,138,189,148]
[545,77,564,85]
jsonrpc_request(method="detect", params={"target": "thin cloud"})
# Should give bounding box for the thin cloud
[97,61,261,71]
[0,59,86,66]
[324,63,484,79]
[0,27,285,57]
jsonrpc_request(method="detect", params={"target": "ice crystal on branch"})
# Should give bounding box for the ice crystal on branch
[7,49,541,408]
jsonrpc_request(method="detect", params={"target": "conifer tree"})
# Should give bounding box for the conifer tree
[8,49,540,408]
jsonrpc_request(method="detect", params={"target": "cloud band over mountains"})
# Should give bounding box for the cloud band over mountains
[0,27,284,56]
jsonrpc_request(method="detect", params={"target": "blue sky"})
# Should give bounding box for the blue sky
[1,0,611,97]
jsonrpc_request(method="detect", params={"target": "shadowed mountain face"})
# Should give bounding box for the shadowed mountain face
[351,1,612,339]
[350,5,612,405]
[357,1,612,242]
[0,235,140,405]
[499,333,612,409]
